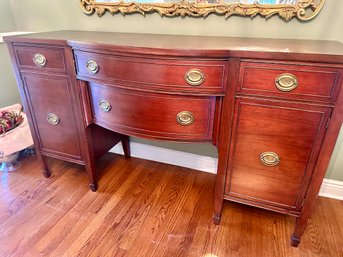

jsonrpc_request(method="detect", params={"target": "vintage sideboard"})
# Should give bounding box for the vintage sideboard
[4,31,343,247]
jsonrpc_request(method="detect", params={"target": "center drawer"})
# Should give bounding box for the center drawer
[88,83,216,141]
[75,50,228,95]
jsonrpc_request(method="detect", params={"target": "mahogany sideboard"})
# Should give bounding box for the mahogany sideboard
[4,31,343,247]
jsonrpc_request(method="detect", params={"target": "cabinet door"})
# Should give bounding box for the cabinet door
[21,73,82,160]
[225,98,331,210]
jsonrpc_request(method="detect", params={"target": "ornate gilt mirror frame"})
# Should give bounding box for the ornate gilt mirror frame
[79,0,326,21]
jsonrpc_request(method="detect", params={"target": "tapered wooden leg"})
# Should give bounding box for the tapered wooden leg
[37,154,51,178]
[291,234,301,247]
[85,156,97,190]
[213,172,224,225]
[213,195,223,225]
[83,126,98,192]
[213,213,222,225]
[291,212,311,247]
[89,181,98,192]
[85,160,97,192]
[213,155,226,225]
[121,136,131,159]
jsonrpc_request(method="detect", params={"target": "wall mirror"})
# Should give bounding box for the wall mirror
[79,0,326,21]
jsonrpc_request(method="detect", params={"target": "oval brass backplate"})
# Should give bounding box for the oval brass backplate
[184,69,205,86]
[33,53,47,67]
[47,113,60,126]
[99,99,111,112]
[275,73,298,92]
[86,60,99,74]
[176,111,194,126]
[260,152,280,167]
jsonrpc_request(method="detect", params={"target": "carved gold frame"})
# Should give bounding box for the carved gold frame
[79,0,326,21]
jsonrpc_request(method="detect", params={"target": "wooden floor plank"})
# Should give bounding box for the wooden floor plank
[0,154,342,257]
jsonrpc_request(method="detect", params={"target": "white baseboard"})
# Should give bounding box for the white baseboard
[319,179,343,200]
[110,142,343,201]
[110,142,217,174]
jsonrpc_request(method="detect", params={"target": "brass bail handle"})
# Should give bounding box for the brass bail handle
[275,73,298,92]
[47,113,60,126]
[99,99,112,112]
[33,53,47,67]
[260,151,280,167]
[176,111,195,126]
[184,69,205,86]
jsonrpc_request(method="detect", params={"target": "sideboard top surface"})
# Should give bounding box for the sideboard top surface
[4,30,343,63]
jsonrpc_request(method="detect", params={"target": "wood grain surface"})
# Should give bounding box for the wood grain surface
[74,50,228,95]
[5,31,343,63]
[88,83,216,142]
[1,154,342,257]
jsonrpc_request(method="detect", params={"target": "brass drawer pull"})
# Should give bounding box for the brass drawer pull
[47,113,60,126]
[33,53,47,67]
[260,152,280,167]
[99,99,111,112]
[184,69,205,86]
[275,73,298,92]
[86,60,99,74]
[176,111,194,126]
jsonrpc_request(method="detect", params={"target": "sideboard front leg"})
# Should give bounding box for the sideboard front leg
[37,154,51,178]
[213,58,240,225]
[85,160,97,192]
[291,199,317,247]
[291,83,343,247]
[291,232,301,247]
[83,127,98,192]
[291,215,308,247]
[213,197,223,225]
[213,166,225,225]
[121,136,131,159]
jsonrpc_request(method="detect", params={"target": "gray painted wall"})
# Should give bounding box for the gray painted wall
[0,45,21,108]
[1,0,342,180]
[0,0,20,108]
[0,0,16,32]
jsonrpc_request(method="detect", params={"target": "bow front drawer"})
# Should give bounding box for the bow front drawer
[88,83,216,141]
[238,60,343,104]
[74,50,228,95]
[12,44,67,73]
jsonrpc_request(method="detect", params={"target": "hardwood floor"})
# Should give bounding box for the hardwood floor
[0,153,342,257]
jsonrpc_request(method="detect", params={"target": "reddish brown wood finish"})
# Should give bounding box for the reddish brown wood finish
[6,42,129,192]
[291,76,343,247]
[213,58,240,224]
[13,44,67,73]
[225,98,331,209]
[238,60,343,104]
[74,50,228,95]
[20,72,82,159]
[4,31,343,63]
[4,31,343,248]
[88,83,216,141]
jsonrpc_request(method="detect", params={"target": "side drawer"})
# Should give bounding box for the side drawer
[225,97,331,210]
[88,83,216,141]
[13,44,67,73]
[21,73,82,159]
[238,60,342,104]
[75,50,228,95]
